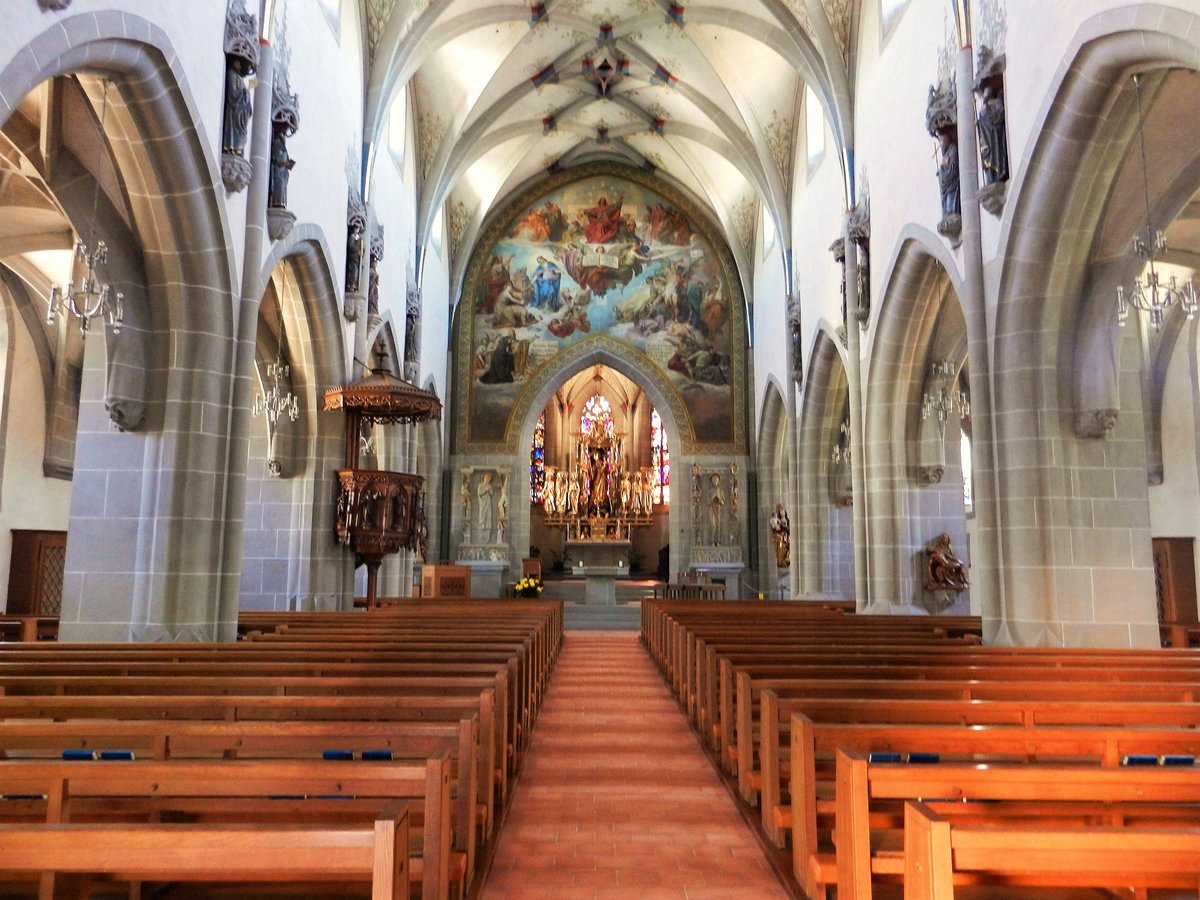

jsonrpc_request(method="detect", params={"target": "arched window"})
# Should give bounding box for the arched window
[529,413,546,503]
[580,394,615,439]
[651,408,670,505]
[960,428,973,513]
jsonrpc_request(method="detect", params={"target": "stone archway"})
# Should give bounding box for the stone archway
[0,17,240,639]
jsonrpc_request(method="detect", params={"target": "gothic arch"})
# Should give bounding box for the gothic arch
[756,378,791,595]
[863,233,967,611]
[988,5,1200,645]
[241,234,351,611]
[797,326,852,600]
[0,14,240,639]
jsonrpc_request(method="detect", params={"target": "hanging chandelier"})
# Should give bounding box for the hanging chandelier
[922,360,969,427]
[253,280,299,427]
[46,80,124,338]
[1116,73,1197,333]
[831,412,851,464]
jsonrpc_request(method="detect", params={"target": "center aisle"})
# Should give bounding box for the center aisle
[479,632,789,899]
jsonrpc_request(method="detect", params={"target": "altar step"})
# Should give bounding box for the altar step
[562,600,642,631]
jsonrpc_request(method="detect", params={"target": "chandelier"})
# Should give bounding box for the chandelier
[922,360,969,428]
[46,80,124,338]
[253,281,299,427]
[831,411,851,464]
[1116,73,1197,333]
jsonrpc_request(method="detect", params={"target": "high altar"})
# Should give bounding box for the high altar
[542,415,656,604]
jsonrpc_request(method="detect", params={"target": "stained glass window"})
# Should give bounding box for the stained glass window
[651,408,670,505]
[580,394,615,439]
[530,413,546,503]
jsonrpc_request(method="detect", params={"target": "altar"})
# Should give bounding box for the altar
[567,538,630,605]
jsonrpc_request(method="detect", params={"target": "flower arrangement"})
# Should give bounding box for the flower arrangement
[515,576,544,598]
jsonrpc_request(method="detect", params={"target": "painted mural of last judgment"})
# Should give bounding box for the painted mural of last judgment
[464,173,739,445]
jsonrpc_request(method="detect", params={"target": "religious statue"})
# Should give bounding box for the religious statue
[346,219,365,295]
[268,125,295,209]
[476,471,495,543]
[619,470,632,514]
[707,474,725,545]
[221,54,253,155]
[936,130,960,220]
[542,466,557,515]
[640,470,654,516]
[630,470,643,515]
[769,503,790,568]
[977,83,1008,185]
[925,533,969,592]
[590,460,608,515]
[566,469,581,516]
[555,469,569,514]
[496,474,508,543]
[460,470,472,542]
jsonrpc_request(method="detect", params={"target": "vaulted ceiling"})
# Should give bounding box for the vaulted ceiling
[360,0,861,291]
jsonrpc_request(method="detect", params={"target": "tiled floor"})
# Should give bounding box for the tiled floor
[479,631,789,899]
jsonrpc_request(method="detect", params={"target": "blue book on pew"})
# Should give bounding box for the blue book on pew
[868,752,902,763]
[62,749,96,761]
[1160,755,1196,767]
[906,752,940,764]
[1121,754,1158,766]
[98,750,135,761]
[361,750,393,761]
[322,749,354,761]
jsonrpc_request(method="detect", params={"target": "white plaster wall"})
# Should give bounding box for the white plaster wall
[751,227,788,427]
[1148,328,1200,579]
[0,317,72,611]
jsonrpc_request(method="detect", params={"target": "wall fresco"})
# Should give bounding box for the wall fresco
[460,171,743,448]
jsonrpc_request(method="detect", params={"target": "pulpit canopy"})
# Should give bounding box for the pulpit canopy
[323,370,442,424]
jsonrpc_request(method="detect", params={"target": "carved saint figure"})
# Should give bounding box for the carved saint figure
[641,471,654,516]
[496,474,508,543]
[476,471,495,543]
[707,474,725,545]
[769,503,790,568]
[619,470,632,514]
[268,126,295,208]
[925,533,969,592]
[542,466,557,515]
[554,469,569,514]
[346,224,365,294]
[936,130,960,219]
[222,55,253,155]
[976,84,1009,184]
[566,469,581,516]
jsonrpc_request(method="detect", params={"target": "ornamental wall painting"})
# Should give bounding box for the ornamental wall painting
[458,168,745,450]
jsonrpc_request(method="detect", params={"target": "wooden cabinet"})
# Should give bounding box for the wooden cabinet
[6,530,67,615]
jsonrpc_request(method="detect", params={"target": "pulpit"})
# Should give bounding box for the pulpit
[324,368,441,607]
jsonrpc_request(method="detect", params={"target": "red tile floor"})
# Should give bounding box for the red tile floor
[478,631,789,899]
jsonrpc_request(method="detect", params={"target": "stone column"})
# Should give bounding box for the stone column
[842,203,869,609]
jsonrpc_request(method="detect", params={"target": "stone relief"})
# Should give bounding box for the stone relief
[1075,408,1119,439]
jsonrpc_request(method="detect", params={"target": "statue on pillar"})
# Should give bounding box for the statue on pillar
[475,471,496,544]
[219,0,258,192]
[925,533,969,591]
[925,79,961,243]
[706,473,725,545]
[769,503,791,568]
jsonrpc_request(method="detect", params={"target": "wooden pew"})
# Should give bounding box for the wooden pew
[0,716,481,887]
[0,755,452,900]
[0,801,410,900]
[838,750,1200,899]
[904,800,1200,899]
[788,717,1200,899]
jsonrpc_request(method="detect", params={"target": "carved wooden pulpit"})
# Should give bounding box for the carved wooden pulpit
[323,367,441,606]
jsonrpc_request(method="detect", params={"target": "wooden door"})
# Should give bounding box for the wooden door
[1152,537,1198,626]
[6,530,67,615]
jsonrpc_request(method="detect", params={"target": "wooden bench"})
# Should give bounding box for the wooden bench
[788,717,1200,899]
[0,616,58,643]
[838,749,1200,899]
[904,799,1200,899]
[0,755,452,900]
[0,801,410,899]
